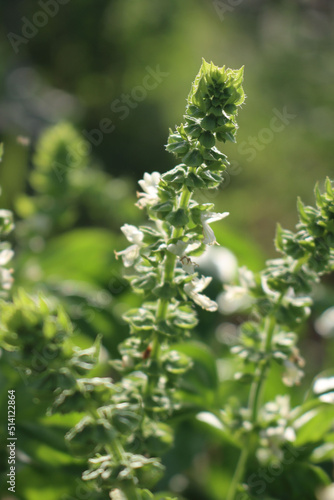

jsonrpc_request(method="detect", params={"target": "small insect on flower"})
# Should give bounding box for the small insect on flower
[142,345,152,360]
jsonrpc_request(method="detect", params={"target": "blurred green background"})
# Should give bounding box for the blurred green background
[1,0,334,251]
[1,1,334,499]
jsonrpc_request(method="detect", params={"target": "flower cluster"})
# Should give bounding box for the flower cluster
[227,179,334,391]
[224,178,334,500]
[111,60,245,496]
[115,60,244,407]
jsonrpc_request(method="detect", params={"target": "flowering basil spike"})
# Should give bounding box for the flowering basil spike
[114,60,245,498]
[224,178,334,500]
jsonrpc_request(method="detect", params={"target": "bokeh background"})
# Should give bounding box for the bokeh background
[1,0,334,251]
[1,1,334,499]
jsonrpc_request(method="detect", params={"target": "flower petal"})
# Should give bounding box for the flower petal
[121,224,144,245]
[115,245,140,267]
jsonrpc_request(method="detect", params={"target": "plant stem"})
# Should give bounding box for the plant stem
[249,314,277,423]
[226,314,277,500]
[145,184,192,396]
[226,446,249,500]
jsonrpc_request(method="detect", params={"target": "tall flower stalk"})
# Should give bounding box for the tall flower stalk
[117,59,245,406]
[224,179,334,500]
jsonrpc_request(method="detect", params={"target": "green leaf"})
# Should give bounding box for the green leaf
[170,305,198,329]
[325,177,334,198]
[201,114,217,131]
[123,307,155,331]
[297,197,309,224]
[153,283,177,299]
[310,441,334,463]
[162,349,192,375]
[131,273,157,293]
[294,405,334,446]
[199,131,215,148]
[182,149,203,167]
[166,208,189,227]
[185,172,206,189]
[143,420,174,455]
[161,165,186,185]
[150,201,174,214]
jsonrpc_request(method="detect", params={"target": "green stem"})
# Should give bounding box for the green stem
[226,446,249,500]
[145,184,192,397]
[226,314,277,500]
[106,441,123,463]
[249,315,277,423]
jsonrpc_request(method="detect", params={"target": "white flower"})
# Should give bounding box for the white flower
[184,276,218,312]
[315,306,334,338]
[282,360,304,387]
[167,240,188,256]
[167,239,201,256]
[180,256,197,275]
[110,489,127,500]
[264,395,291,420]
[217,268,255,314]
[121,224,143,245]
[201,211,229,245]
[115,224,144,267]
[313,377,334,403]
[0,248,14,266]
[136,171,160,208]
[261,274,280,300]
[257,394,296,464]
[0,267,13,290]
[313,376,334,395]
